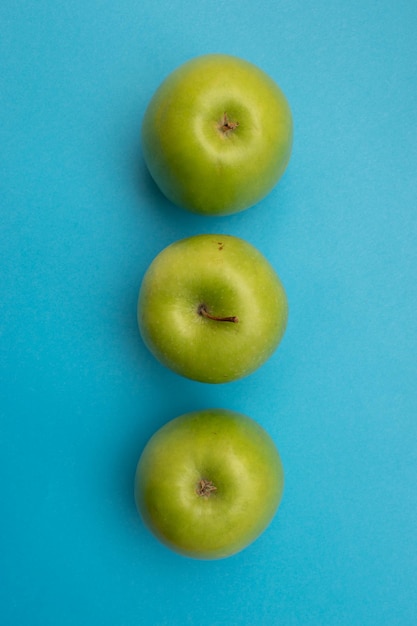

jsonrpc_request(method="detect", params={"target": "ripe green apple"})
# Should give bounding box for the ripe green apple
[137,234,288,383]
[141,53,293,216]
[134,408,284,559]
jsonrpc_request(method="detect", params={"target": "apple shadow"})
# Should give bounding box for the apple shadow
[130,142,195,232]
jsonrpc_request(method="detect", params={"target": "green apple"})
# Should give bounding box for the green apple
[141,53,293,216]
[134,408,284,559]
[137,234,288,383]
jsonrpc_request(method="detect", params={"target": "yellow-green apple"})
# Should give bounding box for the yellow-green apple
[137,234,288,383]
[134,408,284,559]
[141,54,293,216]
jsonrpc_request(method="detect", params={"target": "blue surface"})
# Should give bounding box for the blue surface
[1,1,416,624]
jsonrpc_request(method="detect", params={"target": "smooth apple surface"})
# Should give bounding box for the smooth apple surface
[134,409,284,560]
[141,53,293,216]
[137,234,288,383]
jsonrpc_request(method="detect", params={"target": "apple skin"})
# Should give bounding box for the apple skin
[137,234,288,384]
[141,53,293,216]
[134,409,284,560]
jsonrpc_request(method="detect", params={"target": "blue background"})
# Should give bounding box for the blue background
[1,1,416,624]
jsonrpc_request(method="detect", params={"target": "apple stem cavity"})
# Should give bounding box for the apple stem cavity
[219,112,239,134]
[198,304,239,324]
[196,479,217,498]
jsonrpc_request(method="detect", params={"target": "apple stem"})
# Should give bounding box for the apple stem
[196,479,217,498]
[198,304,238,324]
[219,112,239,134]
